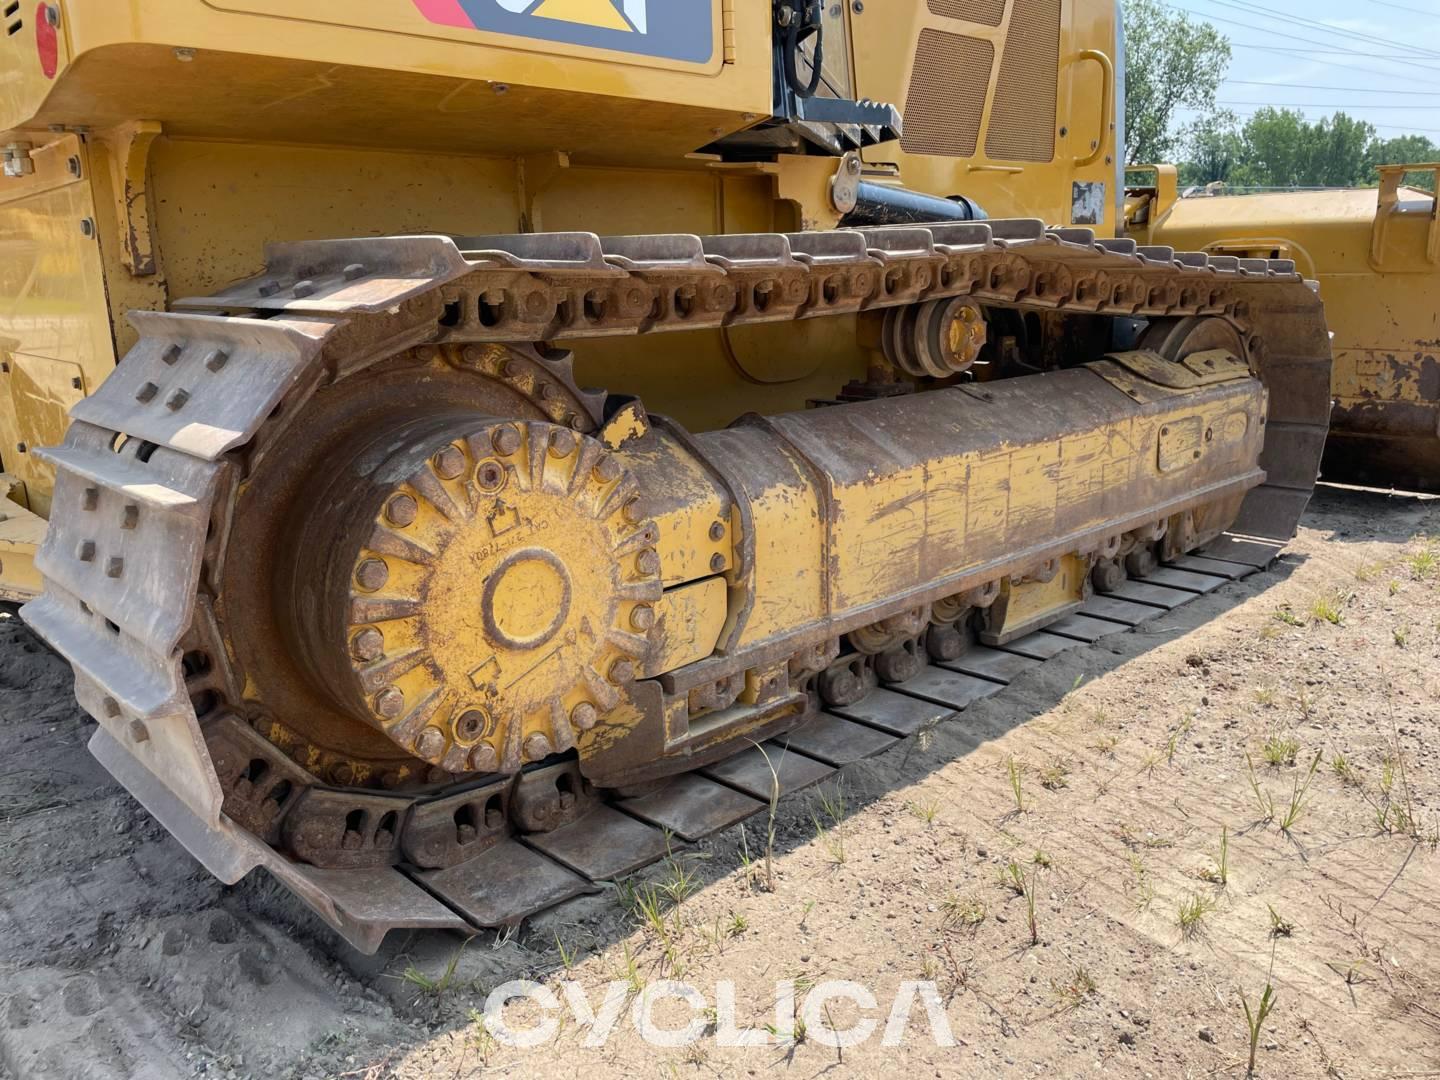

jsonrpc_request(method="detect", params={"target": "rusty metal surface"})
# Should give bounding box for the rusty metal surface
[778,713,901,766]
[1200,535,1286,567]
[524,805,674,881]
[24,217,1328,952]
[620,774,766,841]
[995,632,1077,661]
[1106,580,1195,610]
[886,667,1005,711]
[1141,566,1226,594]
[1044,613,1130,644]
[828,687,953,736]
[1079,595,1165,626]
[1167,554,1254,580]
[418,840,597,928]
[941,648,1042,685]
[700,742,835,801]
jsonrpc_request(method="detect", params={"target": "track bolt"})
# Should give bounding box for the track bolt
[257,280,281,297]
[710,553,726,573]
[622,498,646,525]
[204,349,229,373]
[292,280,316,299]
[548,428,576,457]
[82,487,98,510]
[351,627,384,662]
[375,686,406,720]
[433,446,466,480]
[455,709,488,742]
[475,459,506,492]
[491,424,521,456]
[570,701,599,731]
[101,696,121,718]
[355,558,389,591]
[629,604,655,632]
[129,720,150,743]
[165,388,190,412]
[609,659,636,685]
[469,743,500,772]
[105,557,124,578]
[523,733,553,762]
[161,344,182,365]
[135,382,158,403]
[342,263,367,281]
[385,495,418,527]
[636,549,660,577]
[708,521,726,542]
[415,725,445,757]
[121,504,139,530]
[76,540,95,562]
[593,457,621,484]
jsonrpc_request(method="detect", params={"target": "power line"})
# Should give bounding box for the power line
[1226,79,1440,95]
[1170,5,1440,71]
[1366,0,1440,16]
[1201,109,1440,135]
[1191,0,1440,61]
[1219,100,1440,109]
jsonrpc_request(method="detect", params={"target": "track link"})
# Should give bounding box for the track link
[21,220,1332,952]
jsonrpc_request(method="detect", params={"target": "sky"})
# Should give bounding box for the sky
[1163,0,1440,143]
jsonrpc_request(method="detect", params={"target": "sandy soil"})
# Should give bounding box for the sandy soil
[1,484,1437,1080]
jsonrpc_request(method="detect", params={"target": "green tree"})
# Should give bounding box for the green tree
[1178,111,1244,187]
[1366,135,1438,192]
[1123,0,1232,164]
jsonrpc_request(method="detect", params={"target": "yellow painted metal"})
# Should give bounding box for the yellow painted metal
[0,474,44,600]
[983,553,1087,645]
[1130,167,1440,490]
[642,576,728,678]
[0,134,113,520]
[849,0,1122,230]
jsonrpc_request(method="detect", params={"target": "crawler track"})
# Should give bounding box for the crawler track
[22,220,1331,952]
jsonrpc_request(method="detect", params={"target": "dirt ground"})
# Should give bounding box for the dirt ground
[2,483,1438,1080]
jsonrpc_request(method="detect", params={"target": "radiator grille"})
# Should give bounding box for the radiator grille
[984,0,1061,163]
[926,0,1007,26]
[900,30,994,159]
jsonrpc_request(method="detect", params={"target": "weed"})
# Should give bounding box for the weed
[554,932,576,972]
[1198,824,1229,887]
[402,939,468,1001]
[1262,733,1300,768]
[1165,715,1194,766]
[1394,625,1409,648]
[1266,903,1294,937]
[1177,892,1217,938]
[1258,623,1281,641]
[1409,546,1437,580]
[1253,687,1276,707]
[906,798,940,825]
[615,940,643,995]
[1273,607,1304,627]
[1025,868,1039,945]
[726,912,748,937]
[1091,732,1120,756]
[1354,560,1384,583]
[660,855,700,907]
[1032,849,1054,869]
[998,860,1027,896]
[815,782,846,826]
[810,809,846,865]
[1052,966,1097,1008]
[941,894,988,928]
[1006,756,1027,813]
[1126,854,1155,912]
[1039,760,1070,791]
[1308,590,1348,625]
[1244,752,1276,823]
[1278,751,1323,833]
[1240,981,1279,1078]
[1389,579,1401,596]
[1330,752,1360,785]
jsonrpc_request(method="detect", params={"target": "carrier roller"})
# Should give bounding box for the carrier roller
[22,221,1332,951]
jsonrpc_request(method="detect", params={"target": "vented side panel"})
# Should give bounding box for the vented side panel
[985,0,1061,163]
[927,0,1007,26]
[900,30,994,159]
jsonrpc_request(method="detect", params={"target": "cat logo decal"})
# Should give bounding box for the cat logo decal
[412,0,713,63]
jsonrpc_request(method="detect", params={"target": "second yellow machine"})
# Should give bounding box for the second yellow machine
[1,0,1330,949]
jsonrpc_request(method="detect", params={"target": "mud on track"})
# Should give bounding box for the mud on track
[1,484,1438,1079]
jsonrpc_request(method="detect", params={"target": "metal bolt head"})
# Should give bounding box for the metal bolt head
[415,725,445,757]
[135,381,158,403]
[469,743,499,772]
[76,539,95,562]
[523,733,553,762]
[629,604,655,632]
[708,521,726,542]
[491,424,521,456]
[375,686,406,720]
[455,709,488,741]
[622,498,646,525]
[433,446,466,480]
[79,218,95,238]
[81,487,98,511]
[160,344,182,365]
[636,549,660,577]
[547,427,576,458]
[121,504,138,530]
[385,494,418,527]
[593,456,621,484]
[342,262,367,281]
[609,659,635,685]
[66,155,80,177]
[355,558,389,591]
[204,349,229,373]
[105,557,124,579]
[102,696,121,718]
[710,552,727,573]
[292,279,316,299]
[165,388,190,411]
[570,701,599,731]
[474,459,506,492]
[129,720,150,743]
[351,627,384,662]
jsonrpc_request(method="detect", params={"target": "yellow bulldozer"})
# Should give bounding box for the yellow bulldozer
[0,0,1330,951]
[1128,163,1440,493]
